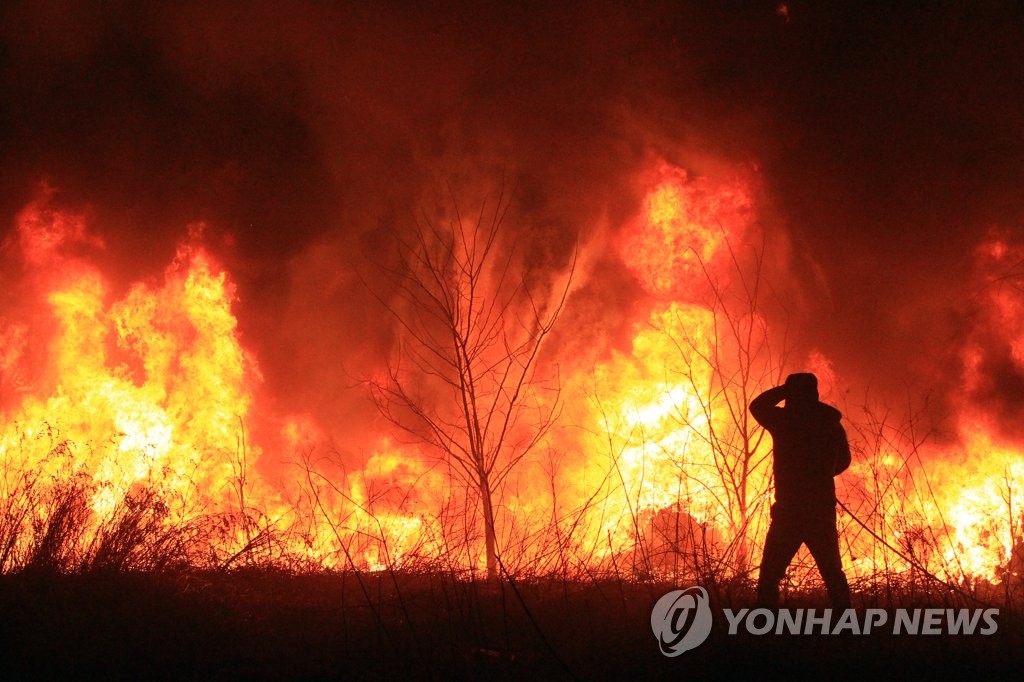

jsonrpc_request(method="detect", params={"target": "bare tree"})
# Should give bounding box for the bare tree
[367,189,573,581]
[656,237,788,577]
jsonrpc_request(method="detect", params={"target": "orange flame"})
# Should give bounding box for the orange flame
[3,177,1023,588]
[618,163,753,298]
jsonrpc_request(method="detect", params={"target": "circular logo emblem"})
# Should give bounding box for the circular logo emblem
[651,586,713,656]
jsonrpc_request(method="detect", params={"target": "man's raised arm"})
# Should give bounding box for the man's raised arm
[749,384,788,429]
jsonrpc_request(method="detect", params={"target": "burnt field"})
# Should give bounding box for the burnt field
[2,570,1022,681]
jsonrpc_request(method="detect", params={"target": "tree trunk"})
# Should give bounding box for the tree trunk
[734,520,750,576]
[479,469,498,582]
[734,478,750,575]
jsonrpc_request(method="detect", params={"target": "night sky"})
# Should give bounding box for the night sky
[2,1,1022,450]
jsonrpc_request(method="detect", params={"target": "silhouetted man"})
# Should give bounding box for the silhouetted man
[750,372,851,609]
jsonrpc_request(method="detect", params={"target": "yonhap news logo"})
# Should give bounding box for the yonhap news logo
[651,587,999,656]
[650,586,714,656]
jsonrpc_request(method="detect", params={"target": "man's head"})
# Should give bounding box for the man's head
[785,373,819,405]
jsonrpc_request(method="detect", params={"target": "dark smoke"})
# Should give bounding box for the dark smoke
[1,1,1022,456]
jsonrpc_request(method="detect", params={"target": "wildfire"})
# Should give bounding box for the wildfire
[0,193,433,570]
[560,167,772,576]
[618,163,753,299]
[1,176,1022,591]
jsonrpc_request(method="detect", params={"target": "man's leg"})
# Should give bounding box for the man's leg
[756,511,802,608]
[804,511,851,610]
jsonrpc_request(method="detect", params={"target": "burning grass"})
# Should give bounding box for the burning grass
[1,429,1022,679]
[3,177,1024,677]
[4,178,1024,591]
[1,402,1022,679]
[7,423,1023,596]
